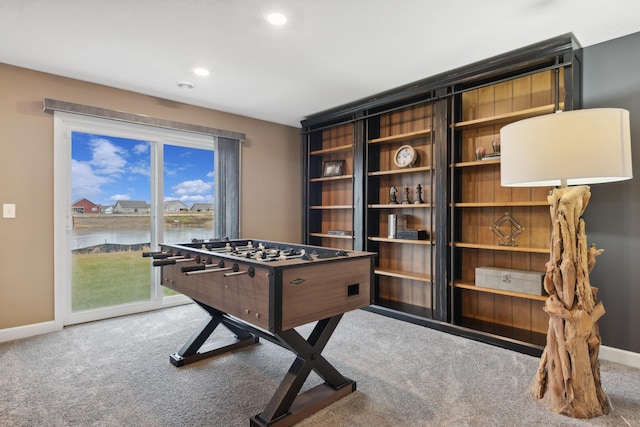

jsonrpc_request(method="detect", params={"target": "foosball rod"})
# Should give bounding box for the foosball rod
[180,260,225,273]
[203,243,256,253]
[184,267,233,275]
[152,255,199,267]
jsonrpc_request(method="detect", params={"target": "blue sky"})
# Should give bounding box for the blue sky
[72,132,214,207]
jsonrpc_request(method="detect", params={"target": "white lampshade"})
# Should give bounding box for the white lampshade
[500,108,632,187]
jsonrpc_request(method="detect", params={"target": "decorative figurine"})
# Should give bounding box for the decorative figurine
[414,184,424,204]
[401,184,411,204]
[490,212,525,246]
[475,146,486,160]
[389,186,398,204]
[492,137,501,153]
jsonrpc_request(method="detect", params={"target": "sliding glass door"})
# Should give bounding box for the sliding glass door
[71,131,154,312]
[161,144,215,296]
[55,112,218,325]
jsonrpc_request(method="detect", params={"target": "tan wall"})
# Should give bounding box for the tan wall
[0,63,302,329]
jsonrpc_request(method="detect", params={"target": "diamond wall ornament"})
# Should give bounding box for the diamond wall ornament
[490,212,525,246]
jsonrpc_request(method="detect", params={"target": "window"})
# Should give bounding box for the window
[51,106,242,326]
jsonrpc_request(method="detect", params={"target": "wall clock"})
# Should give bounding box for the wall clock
[393,144,418,168]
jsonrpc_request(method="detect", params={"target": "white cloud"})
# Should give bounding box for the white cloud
[178,194,214,206]
[73,137,153,200]
[172,179,213,196]
[133,143,149,155]
[71,159,112,200]
[89,138,127,176]
[109,194,131,201]
[129,160,150,177]
[169,179,213,205]
[164,164,188,177]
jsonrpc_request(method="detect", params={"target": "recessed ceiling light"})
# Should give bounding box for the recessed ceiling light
[193,67,210,77]
[266,12,287,26]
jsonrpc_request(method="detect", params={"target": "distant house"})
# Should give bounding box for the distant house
[113,200,150,214]
[190,203,214,212]
[100,205,113,214]
[72,198,100,214]
[165,200,188,212]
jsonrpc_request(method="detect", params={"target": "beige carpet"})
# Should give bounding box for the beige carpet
[1,304,638,426]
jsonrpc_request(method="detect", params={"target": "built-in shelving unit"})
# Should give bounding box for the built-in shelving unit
[305,122,355,251]
[449,69,567,346]
[301,34,581,355]
[365,100,437,318]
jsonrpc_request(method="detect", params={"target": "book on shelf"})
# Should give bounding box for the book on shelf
[327,230,353,236]
[396,229,429,240]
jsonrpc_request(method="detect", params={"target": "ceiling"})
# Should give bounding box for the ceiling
[2,1,640,128]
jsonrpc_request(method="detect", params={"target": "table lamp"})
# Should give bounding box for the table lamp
[500,108,632,418]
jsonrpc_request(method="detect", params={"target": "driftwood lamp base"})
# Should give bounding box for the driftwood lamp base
[532,185,610,418]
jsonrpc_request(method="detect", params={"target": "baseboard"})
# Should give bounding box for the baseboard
[0,320,60,343]
[600,345,640,369]
[1,299,193,344]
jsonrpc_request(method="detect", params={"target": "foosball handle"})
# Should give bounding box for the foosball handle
[142,251,164,258]
[152,259,176,267]
[181,265,206,273]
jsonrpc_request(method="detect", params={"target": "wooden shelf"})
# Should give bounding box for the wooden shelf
[309,205,353,210]
[309,233,354,240]
[452,104,560,130]
[368,128,432,145]
[369,203,432,209]
[310,174,353,183]
[375,268,432,283]
[453,242,549,254]
[369,236,434,245]
[452,201,549,207]
[368,165,432,176]
[371,299,433,319]
[309,144,353,155]
[453,159,500,167]
[455,317,547,348]
[454,281,548,301]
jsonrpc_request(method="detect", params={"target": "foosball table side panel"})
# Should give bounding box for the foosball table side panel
[161,261,224,307]
[279,257,373,331]
[160,260,270,330]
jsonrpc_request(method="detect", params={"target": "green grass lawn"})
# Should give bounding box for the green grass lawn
[72,250,178,311]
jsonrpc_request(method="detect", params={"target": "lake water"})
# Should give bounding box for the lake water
[72,227,213,250]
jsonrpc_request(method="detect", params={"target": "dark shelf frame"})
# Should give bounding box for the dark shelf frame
[301,34,582,355]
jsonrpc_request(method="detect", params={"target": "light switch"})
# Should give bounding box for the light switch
[3,203,16,219]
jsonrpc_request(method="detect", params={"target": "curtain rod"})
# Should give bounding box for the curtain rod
[43,98,246,142]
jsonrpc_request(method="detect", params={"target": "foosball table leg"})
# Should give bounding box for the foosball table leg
[250,314,356,427]
[170,302,259,367]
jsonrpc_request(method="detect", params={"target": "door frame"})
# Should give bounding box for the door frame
[54,112,216,327]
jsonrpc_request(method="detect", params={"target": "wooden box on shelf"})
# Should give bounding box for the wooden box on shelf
[475,266,545,296]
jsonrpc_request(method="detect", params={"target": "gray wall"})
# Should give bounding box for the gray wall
[583,31,640,353]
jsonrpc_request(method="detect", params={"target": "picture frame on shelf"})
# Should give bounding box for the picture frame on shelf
[322,160,345,177]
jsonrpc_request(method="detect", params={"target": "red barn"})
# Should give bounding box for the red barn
[72,198,100,214]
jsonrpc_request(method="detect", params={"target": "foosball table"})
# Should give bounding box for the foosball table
[145,238,376,427]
